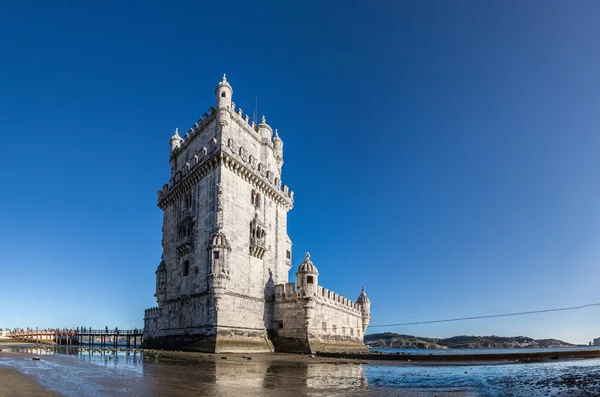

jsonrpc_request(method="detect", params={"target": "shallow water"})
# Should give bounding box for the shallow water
[2,346,600,396]
[371,346,600,355]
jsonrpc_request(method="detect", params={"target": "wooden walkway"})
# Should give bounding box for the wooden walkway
[5,329,144,348]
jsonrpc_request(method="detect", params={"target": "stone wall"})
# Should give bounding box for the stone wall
[271,282,368,353]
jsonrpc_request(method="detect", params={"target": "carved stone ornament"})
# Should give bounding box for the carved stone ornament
[228,138,237,153]
[239,147,248,162]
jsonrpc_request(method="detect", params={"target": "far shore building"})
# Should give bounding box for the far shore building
[143,76,371,353]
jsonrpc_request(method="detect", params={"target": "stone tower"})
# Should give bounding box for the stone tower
[144,75,294,352]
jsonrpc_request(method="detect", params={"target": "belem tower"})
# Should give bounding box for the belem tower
[143,75,371,353]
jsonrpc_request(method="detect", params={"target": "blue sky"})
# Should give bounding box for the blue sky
[1,1,600,344]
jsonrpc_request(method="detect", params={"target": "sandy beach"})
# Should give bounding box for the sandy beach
[0,366,63,397]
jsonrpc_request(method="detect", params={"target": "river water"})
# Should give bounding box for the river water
[2,345,600,396]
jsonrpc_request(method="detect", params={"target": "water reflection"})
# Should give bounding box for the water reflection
[0,347,371,397]
[5,346,600,396]
[141,359,369,397]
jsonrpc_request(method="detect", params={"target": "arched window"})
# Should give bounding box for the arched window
[221,92,226,98]
[251,190,261,208]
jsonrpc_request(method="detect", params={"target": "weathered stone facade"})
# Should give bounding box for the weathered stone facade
[143,76,371,353]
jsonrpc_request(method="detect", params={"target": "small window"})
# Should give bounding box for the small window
[342,326,346,335]
[213,250,220,259]
[221,92,226,98]
[183,261,190,277]
[251,190,260,208]
[286,250,291,259]
[185,194,192,208]
[332,324,337,333]
[307,276,314,284]
[322,322,327,331]
[278,321,284,329]
[350,328,354,336]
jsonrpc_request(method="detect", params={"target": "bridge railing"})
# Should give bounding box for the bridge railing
[3,329,144,338]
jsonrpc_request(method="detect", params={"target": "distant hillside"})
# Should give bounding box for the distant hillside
[364,333,575,349]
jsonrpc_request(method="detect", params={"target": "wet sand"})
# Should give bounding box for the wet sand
[0,366,64,397]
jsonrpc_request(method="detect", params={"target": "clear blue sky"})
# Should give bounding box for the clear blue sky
[1,1,600,344]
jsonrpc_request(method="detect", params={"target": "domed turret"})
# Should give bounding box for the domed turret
[215,73,233,109]
[296,252,319,296]
[356,286,371,333]
[257,115,273,140]
[170,128,183,152]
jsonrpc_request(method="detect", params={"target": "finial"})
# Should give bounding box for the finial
[222,73,227,82]
[261,115,266,124]
[175,127,179,135]
[362,286,365,292]
[305,252,310,260]
[274,129,279,138]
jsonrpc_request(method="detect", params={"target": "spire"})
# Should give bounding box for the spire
[222,73,227,83]
[274,129,279,139]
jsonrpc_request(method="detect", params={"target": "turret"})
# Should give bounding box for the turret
[207,229,231,312]
[215,73,233,109]
[257,115,273,141]
[208,230,231,278]
[170,128,183,152]
[155,261,167,306]
[296,252,319,297]
[272,129,283,172]
[356,286,371,332]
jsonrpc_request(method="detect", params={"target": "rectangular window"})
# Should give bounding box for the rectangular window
[342,326,346,335]
[278,321,284,329]
[286,250,291,259]
[350,328,354,336]
[322,322,327,331]
[213,250,220,259]
[307,276,313,284]
[332,324,337,333]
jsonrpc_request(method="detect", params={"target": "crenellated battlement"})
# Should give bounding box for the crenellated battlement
[274,282,362,314]
[144,307,160,319]
[158,129,294,210]
[316,286,362,313]
[172,101,280,160]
